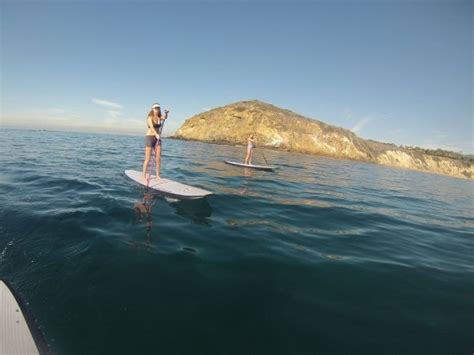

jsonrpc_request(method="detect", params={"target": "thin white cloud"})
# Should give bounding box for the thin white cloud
[107,110,122,119]
[351,117,371,134]
[34,107,67,115]
[2,110,80,127]
[2,106,80,121]
[1,106,147,135]
[18,107,69,117]
[92,99,124,125]
[92,98,123,109]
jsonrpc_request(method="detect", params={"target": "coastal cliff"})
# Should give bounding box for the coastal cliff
[174,100,473,180]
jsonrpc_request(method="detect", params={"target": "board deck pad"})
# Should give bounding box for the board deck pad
[124,170,213,199]
[224,161,275,171]
[0,280,41,355]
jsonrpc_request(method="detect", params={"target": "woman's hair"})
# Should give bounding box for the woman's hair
[148,105,162,119]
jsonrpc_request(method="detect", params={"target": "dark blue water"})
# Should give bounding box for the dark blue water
[1,128,473,355]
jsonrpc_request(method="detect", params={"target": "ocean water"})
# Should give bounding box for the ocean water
[0,128,473,355]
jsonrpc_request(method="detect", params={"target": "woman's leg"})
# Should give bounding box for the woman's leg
[248,148,254,165]
[245,147,251,164]
[142,146,152,179]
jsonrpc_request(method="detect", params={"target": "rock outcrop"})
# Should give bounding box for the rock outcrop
[174,100,473,180]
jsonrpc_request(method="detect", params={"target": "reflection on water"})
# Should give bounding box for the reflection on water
[170,198,213,225]
[133,192,157,246]
[239,168,253,195]
[132,190,213,247]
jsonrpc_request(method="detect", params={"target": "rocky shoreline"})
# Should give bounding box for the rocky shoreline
[174,100,473,180]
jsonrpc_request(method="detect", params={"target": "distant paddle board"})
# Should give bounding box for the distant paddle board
[124,170,213,199]
[224,161,275,171]
[0,280,48,355]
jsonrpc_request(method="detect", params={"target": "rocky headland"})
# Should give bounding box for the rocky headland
[174,100,473,180]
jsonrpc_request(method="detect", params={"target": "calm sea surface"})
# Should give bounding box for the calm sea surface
[0,128,473,355]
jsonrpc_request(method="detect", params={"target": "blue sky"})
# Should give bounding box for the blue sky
[1,0,472,153]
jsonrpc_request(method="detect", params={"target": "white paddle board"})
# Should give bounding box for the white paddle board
[124,170,213,199]
[0,280,47,355]
[224,161,275,171]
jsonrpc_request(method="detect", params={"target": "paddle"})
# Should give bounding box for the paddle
[158,110,168,137]
[254,132,269,166]
[155,112,166,158]
[260,150,269,166]
[153,110,169,169]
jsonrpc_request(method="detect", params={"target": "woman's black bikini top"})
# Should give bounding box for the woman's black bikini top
[148,118,162,130]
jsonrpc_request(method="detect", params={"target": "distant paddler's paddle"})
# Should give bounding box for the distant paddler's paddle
[252,132,268,165]
[260,150,269,166]
[254,132,269,166]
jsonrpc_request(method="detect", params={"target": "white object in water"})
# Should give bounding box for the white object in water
[124,170,213,199]
[224,161,275,171]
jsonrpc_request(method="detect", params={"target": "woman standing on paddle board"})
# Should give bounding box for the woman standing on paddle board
[244,134,256,165]
[142,103,169,180]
